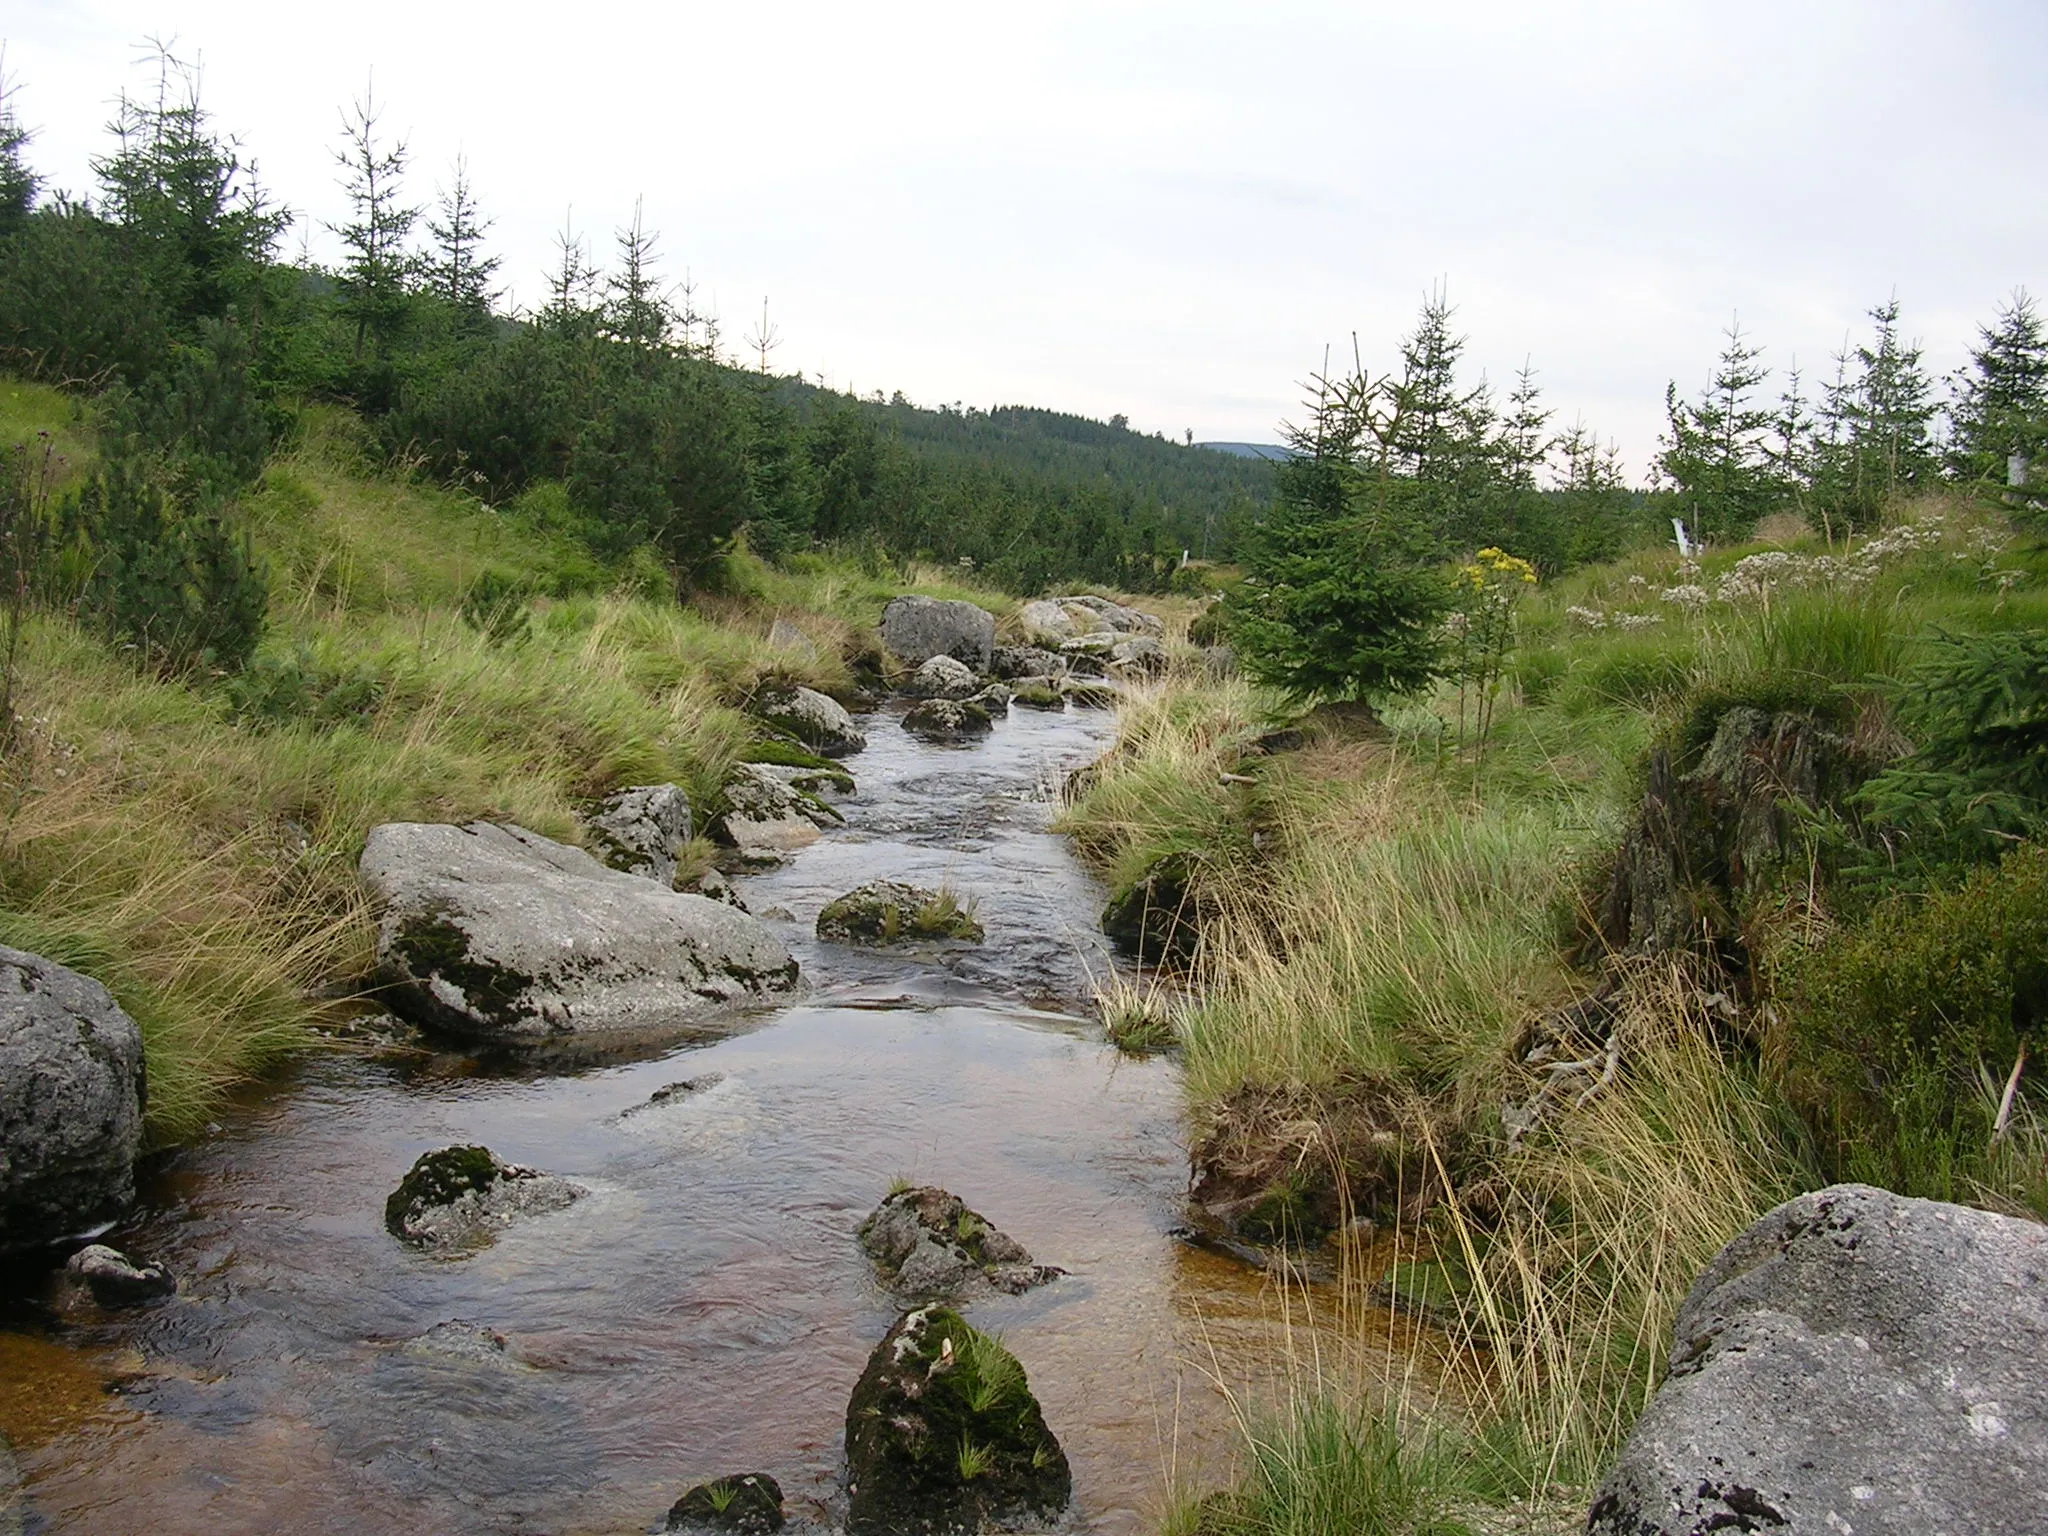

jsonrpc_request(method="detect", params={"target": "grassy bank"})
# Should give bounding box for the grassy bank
[0,384,1015,1140]
[1066,493,2048,1524]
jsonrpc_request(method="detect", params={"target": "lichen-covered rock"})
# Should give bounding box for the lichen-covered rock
[755,685,866,758]
[902,699,993,740]
[1010,680,1064,711]
[1018,596,1160,644]
[860,1186,1061,1298]
[361,822,798,1043]
[1588,1183,2048,1536]
[713,763,841,865]
[905,654,979,701]
[0,945,145,1252]
[1060,678,1119,709]
[879,596,996,671]
[1106,635,1167,677]
[989,644,1065,681]
[845,1306,1070,1536]
[966,683,1012,711]
[666,1473,785,1534]
[681,866,749,911]
[586,783,693,885]
[818,882,984,946]
[384,1145,583,1253]
[64,1243,174,1305]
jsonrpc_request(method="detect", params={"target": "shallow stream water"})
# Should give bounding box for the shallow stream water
[0,702,1374,1535]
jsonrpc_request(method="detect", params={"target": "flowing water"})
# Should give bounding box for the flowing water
[0,703,1381,1536]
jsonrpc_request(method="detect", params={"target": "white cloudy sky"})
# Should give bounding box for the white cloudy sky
[5,1,2043,475]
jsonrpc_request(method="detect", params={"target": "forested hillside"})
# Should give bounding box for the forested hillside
[0,54,1265,599]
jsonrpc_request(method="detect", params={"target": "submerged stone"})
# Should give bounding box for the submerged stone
[64,1243,175,1306]
[818,882,984,947]
[860,1186,1061,1299]
[384,1144,583,1253]
[844,1306,1070,1536]
[666,1472,785,1534]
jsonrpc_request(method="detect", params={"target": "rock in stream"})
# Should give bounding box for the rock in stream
[0,944,146,1252]
[860,1186,1061,1298]
[844,1305,1070,1536]
[384,1144,583,1253]
[361,820,798,1044]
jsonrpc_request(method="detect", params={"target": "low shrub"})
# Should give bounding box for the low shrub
[1770,840,2048,1211]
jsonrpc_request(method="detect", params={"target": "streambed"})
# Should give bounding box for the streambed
[1,704,1383,1535]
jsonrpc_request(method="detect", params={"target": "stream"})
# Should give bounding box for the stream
[0,702,1372,1535]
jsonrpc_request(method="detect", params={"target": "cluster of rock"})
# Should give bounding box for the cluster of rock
[878,592,1165,739]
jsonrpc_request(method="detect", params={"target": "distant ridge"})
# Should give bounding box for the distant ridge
[1197,442,1290,462]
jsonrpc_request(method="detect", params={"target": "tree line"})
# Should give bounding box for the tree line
[0,47,1270,661]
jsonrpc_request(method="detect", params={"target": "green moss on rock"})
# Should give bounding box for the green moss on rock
[385,1144,499,1237]
[666,1472,784,1534]
[818,881,984,946]
[844,1307,1070,1535]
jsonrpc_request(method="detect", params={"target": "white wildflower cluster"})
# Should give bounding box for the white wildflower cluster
[1660,584,1708,611]
[1565,605,1608,629]
[1613,613,1664,632]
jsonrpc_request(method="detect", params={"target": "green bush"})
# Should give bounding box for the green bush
[59,464,268,673]
[1559,633,1699,713]
[226,644,384,727]
[1772,840,2048,1208]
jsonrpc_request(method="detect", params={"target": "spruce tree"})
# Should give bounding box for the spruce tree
[1813,296,1938,529]
[330,83,419,375]
[0,69,38,238]
[1227,361,1450,705]
[1658,317,1781,543]
[1948,289,2048,488]
[603,199,673,354]
[424,154,499,322]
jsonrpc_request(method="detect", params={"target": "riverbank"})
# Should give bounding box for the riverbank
[1064,491,2048,1520]
[0,385,1022,1140]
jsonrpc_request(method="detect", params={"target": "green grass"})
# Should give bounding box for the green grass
[1063,489,2041,1518]
[0,389,1037,1139]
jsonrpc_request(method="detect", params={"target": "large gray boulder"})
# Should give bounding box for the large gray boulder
[0,946,145,1252]
[755,685,866,758]
[1589,1183,2048,1536]
[585,783,693,886]
[879,596,995,671]
[360,822,798,1044]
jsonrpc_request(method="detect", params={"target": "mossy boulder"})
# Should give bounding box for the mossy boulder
[1009,680,1063,711]
[666,1472,784,1534]
[860,1186,1062,1299]
[817,882,984,946]
[754,684,866,758]
[844,1307,1070,1536]
[384,1144,583,1253]
[585,783,693,885]
[902,699,993,741]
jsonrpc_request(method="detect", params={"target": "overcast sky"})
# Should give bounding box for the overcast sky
[6,1,2044,476]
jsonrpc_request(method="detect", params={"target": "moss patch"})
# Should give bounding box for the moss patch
[385,1144,499,1237]
[818,881,984,946]
[844,1307,1069,1536]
